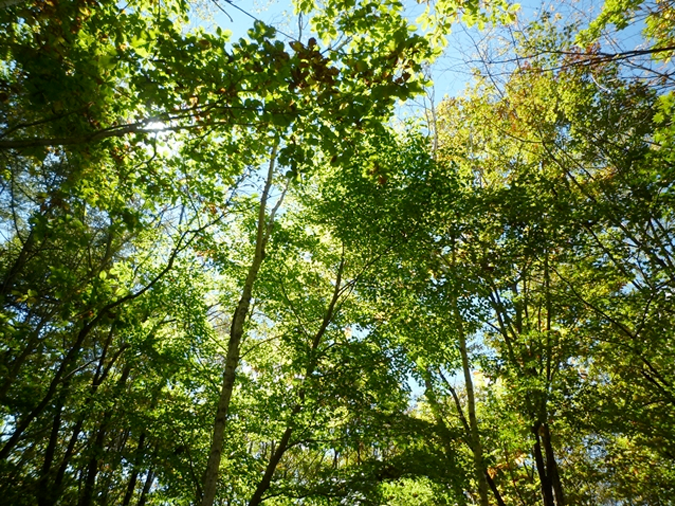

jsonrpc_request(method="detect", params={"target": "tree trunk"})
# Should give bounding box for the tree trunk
[532,424,555,506]
[541,423,565,506]
[422,373,468,506]
[79,419,108,506]
[486,471,507,506]
[246,254,346,506]
[248,425,295,506]
[455,301,490,506]
[49,342,128,505]
[36,394,65,506]
[0,321,92,460]
[201,143,281,506]
[79,364,131,506]
[137,470,154,506]
[122,433,146,506]
[0,228,35,303]
[0,316,50,401]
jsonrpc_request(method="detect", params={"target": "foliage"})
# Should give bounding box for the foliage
[1,0,675,504]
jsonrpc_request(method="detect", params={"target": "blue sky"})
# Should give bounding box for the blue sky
[192,0,478,102]
[189,0,664,114]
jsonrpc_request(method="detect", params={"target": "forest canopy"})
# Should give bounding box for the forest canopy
[1,0,674,505]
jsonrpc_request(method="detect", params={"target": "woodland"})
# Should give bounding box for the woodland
[1,0,675,504]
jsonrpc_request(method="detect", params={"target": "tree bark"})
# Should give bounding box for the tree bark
[541,423,565,506]
[79,419,108,506]
[137,470,154,506]
[201,143,282,506]
[454,301,490,506]
[532,424,555,506]
[246,255,346,506]
[439,369,506,506]
[247,424,295,506]
[0,308,55,401]
[486,471,507,506]
[79,364,131,506]
[0,322,92,460]
[121,433,146,506]
[0,122,149,150]
[36,394,66,506]
[49,343,128,505]
[0,228,35,303]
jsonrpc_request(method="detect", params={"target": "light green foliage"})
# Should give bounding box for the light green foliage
[0,0,444,502]
[580,0,675,52]
[2,0,675,504]
[424,11,675,505]
[418,0,519,48]
[380,476,437,505]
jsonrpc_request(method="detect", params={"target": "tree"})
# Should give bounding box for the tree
[427,11,675,504]
[3,0,675,504]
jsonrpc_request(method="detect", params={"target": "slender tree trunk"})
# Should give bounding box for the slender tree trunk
[422,373,468,506]
[2,228,192,459]
[532,424,555,506]
[122,433,146,506]
[0,321,92,460]
[201,143,282,506]
[51,353,127,503]
[246,255,346,506]
[248,425,295,506]
[486,471,507,506]
[436,248,500,505]
[137,470,154,506]
[36,394,66,506]
[37,334,112,506]
[0,316,50,400]
[0,121,150,150]
[454,301,490,506]
[79,419,108,506]
[46,335,127,505]
[0,228,35,302]
[79,364,131,506]
[122,467,140,506]
[52,417,85,501]
[440,370,507,506]
[541,423,565,505]
[541,253,564,505]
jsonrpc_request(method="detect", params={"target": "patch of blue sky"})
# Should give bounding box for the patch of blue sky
[190,0,663,113]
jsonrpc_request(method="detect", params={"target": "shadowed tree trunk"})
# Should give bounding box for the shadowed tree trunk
[79,364,131,506]
[247,254,346,506]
